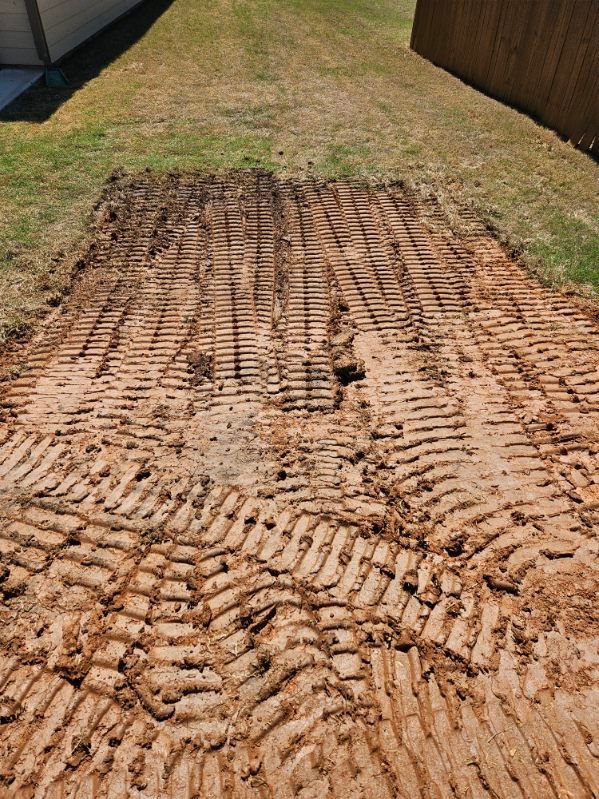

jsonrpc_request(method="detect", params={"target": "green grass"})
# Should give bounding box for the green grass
[0,0,597,339]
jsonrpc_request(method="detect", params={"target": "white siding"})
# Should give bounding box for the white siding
[0,0,41,65]
[38,0,143,62]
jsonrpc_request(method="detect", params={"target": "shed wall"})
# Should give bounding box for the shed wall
[0,0,144,65]
[38,0,142,63]
[0,0,41,65]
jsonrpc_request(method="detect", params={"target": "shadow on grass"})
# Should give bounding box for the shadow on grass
[0,0,175,123]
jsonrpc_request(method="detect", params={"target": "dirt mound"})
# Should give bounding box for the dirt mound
[0,172,597,798]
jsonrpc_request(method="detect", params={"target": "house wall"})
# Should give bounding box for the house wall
[0,0,41,65]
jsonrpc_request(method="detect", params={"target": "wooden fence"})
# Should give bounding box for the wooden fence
[411,0,598,155]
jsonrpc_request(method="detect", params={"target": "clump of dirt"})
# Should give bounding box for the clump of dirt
[187,349,213,384]
[327,274,366,397]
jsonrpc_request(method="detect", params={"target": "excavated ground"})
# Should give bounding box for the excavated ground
[0,172,597,799]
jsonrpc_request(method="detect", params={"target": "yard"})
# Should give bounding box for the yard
[1,3,598,794]
[0,0,597,342]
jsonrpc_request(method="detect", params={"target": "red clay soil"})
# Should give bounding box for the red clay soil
[0,172,597,798]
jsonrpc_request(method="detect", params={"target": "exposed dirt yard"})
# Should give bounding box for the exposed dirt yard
[0,0,598,343]
[0,172,597,797]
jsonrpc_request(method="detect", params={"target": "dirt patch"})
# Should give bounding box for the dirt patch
[0,172,597,798]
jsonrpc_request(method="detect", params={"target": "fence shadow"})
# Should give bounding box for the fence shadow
[0,0,175,123]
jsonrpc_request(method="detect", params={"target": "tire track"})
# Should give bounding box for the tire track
[0,173,596,799]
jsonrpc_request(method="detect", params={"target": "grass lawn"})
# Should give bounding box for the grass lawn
[1,0,597,340]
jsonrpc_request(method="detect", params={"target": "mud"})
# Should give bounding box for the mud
[0,172,597,798]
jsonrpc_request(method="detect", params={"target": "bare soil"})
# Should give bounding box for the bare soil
[0,172,597,798]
